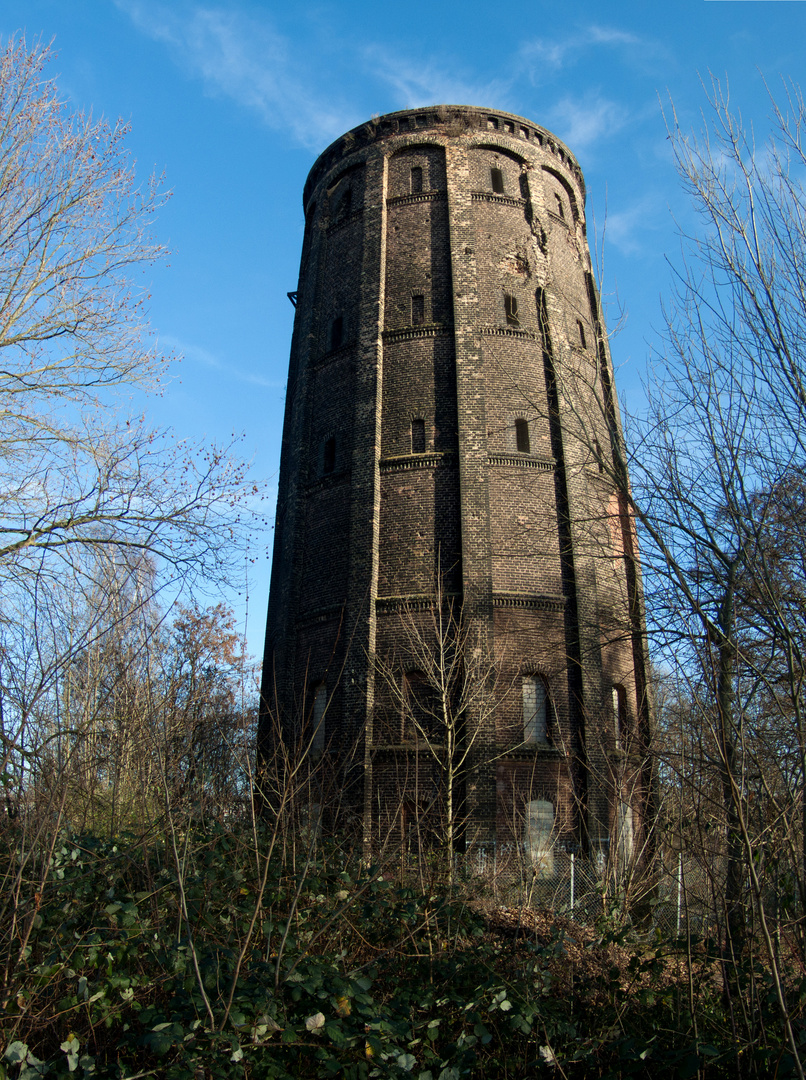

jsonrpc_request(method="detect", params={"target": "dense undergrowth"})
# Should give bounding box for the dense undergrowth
[0,823,803,1079]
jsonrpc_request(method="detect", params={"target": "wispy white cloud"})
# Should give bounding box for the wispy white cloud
[361,44,509,111]
[160,334,284,390]
[587,26,641,47]
[548,93,630,154]
[113,0,359,148]
[595,194,664,256]
[520,23,648,84]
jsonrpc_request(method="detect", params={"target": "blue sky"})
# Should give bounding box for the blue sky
[2,0,805,659]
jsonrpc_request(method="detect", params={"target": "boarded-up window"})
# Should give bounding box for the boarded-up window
[410,166,423,193]
[505,293,519,327]
[411,294,425,326]
[411,418,426,454]
[515,417,530,453]
[613,684,627,748]
[525,799,554,878]
[523,676,549,744]
[617,800,634,866]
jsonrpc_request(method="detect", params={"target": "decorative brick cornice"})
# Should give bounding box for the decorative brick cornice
[480,326,537,340]
[387,191,447,208]
[471,192,527,210]
[382,324,452,343]
[487,453,554,471]
[380,451,456,473]
[376,592,461,613]
[493,592,566,612]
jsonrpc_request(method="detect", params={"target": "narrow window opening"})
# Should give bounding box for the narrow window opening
[593,438,604,473]
[411,294,425,326]
[340,187,352,219]
[411,418,426,454]
[515,418,530,454]
[613,684,628,748]
[617,800,634,865]
[491,167,504,194]
[323,437,336,475]
[577,319,587,350]
[311,683,327,753]
[554,192,565,220]
[505,293,520,327]
[523,676,549,744]
[525,799,555,878]
[410,166,423,193]
[330,315,343,351]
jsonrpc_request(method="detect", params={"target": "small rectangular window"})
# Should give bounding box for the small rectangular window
[411,418,426,454]
[491,167,504,194]
[505,293,519,327]
[330,316,343,351]
[523,677,548,744]
[515,418,530,454]
[411,294,425,326]
[554,192,565,220]
[525,799,554,878]
[577,319,587,350]
[613,685,627,748]
[410,166,423,193]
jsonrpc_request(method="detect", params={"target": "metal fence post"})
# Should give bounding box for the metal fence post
[570,852,575,912]
[677,852,683,936]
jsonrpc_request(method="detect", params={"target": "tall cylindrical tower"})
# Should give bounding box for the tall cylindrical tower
[260,106,651,859]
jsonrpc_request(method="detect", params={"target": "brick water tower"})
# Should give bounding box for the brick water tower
[260,106,651,863]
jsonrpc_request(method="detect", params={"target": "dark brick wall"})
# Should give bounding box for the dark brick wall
[260,106,652,862]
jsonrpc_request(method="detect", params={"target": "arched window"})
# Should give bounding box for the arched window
[504,293,519,327]
[411,417,426,454]
[410,166,423,193]
[523,676,550,744]
[323,437,336,475]
[524,799,555,878]
[612,684,627,748]
[311,683,327,753]
[514,417,530,453]
[330,315,343,351]
[490,166,504,194]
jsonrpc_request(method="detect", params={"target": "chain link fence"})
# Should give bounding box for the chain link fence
[452,842,730,937]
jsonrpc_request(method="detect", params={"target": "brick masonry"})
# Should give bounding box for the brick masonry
[260,106,652,859]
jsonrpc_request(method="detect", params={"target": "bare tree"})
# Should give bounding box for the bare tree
[0,37,252,594]
[372,571,511,875]
[599,76,806,1073]
[0,37,259,798]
